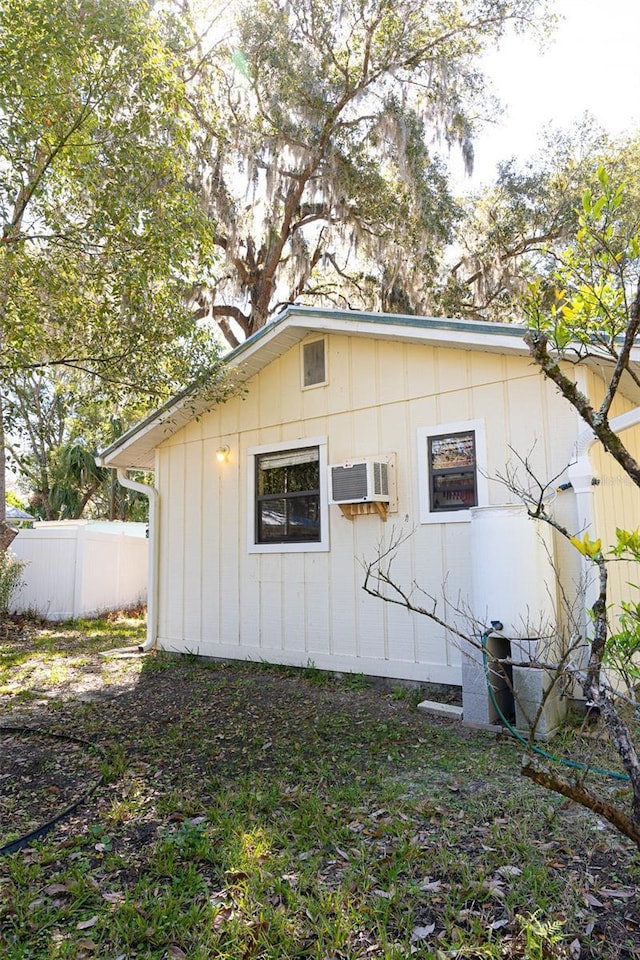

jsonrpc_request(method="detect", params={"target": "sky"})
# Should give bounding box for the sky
[453,0,640,191]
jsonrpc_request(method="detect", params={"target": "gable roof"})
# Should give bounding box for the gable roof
[96,305,639,472]
[97,307,533,471]
[6,504,35,521]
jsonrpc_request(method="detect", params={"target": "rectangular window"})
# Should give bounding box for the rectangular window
[417,420,487,524]
[302,339,326,388]
[428,431,477,511]
[255,446,320,543]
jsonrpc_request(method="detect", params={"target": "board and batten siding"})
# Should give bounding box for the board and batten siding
[155,333,580,684]
[586,369,640,615]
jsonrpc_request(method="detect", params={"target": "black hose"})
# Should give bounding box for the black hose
[0,726,106,856]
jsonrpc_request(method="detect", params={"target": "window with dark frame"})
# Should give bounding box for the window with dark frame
[255,446,321,543]
[302,339,326,387]
[428,431,477,512]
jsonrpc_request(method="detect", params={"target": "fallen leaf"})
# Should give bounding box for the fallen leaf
[599,887,635,899]
[490,918,509,930]
[76,916,99,931]
[497,865,522,878]
[76,939,97,951]
[213,907,235,929]
[167,946,187,959]
[44,884,69,896]
[101,891,125,903]
[420,879,442,892]
[583,892,604,908]
[569,938,581,958]
[410,923,435,941]
[297,849,318,860]
[483,879,505,898]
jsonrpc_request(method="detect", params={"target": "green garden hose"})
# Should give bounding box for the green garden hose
[480,632,630,782]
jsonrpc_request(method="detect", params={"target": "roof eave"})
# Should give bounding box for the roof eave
[97,306,640,472]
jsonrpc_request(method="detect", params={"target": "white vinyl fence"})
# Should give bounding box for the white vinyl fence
[10,521,148,620]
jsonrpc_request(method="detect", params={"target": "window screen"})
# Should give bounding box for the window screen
[428,431,477,512]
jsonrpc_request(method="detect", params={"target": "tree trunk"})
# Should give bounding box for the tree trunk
[0,395,17,549]
[0,391,6,528]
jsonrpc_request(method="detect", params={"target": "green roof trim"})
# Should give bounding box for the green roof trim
[271,304,528,339]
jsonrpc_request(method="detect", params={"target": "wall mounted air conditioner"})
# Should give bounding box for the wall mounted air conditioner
[328,459,390,504]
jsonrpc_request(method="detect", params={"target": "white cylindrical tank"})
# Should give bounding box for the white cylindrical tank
[469,504,557,648]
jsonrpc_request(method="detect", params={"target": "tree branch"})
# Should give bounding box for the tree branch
[522,758,640,847]
[524,329,640,487]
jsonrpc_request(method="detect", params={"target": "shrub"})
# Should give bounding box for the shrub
[0,550,26,618]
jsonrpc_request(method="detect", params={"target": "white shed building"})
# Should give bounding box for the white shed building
[97,307,640,689]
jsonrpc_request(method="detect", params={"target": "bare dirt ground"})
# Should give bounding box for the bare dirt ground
[1,623,639,958]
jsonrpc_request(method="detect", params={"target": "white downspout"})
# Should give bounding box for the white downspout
[116,468,159,653]
[567,406,640,537]
[567,405,640,637]
[564,406,640,685]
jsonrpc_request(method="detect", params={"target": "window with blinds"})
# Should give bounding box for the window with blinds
[255,446,321,542]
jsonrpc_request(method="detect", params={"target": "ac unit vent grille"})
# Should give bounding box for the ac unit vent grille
[328,459,392,504]
[331,463,368,501]
[373,461,388,497]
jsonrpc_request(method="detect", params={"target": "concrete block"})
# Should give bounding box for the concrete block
[461,648,494,689]
[461,635,514,727]
[512,665,567,740]
[417,699,463,720]
[462,690,495,726]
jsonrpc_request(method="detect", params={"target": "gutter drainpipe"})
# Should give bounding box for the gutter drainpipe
[115,468,159,653]
[567,407,640,621]
[563,406,640,690]
[568,406,640,537]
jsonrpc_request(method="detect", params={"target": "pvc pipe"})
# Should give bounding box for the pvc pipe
[569,405,640,533]
[567,404,640,631]
[115,468,158,652]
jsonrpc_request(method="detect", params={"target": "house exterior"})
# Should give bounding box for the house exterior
[97,307,640,689]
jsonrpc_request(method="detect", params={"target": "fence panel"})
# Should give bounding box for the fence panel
[10,521,148,620]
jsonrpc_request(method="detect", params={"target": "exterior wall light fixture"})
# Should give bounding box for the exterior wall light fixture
[216,445,230,463]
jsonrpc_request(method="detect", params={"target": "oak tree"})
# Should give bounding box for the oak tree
[0,0,220,524]
[179,0,551,347]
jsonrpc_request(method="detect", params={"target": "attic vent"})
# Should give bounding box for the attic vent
[329,460,389,504]
[302,339,326,387]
